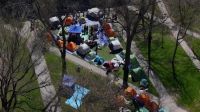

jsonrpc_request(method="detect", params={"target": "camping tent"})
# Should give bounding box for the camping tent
[109,39,123,54]
[68,25,82,34]
[145,101,159,112]
[138,93,150,105]
[94,56,104,65]
[49,16,60,30]
[79,17,86,24]
[57,40,64,48]
[87,8,100,21]
[105,29,116,37]
[64,16,73,26]
[77,43,91,58]
[124,87,137,97]
[66,42,78,52]
[85,51,96,60]
[103,23,112,30]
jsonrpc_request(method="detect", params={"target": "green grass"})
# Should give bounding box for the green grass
[44,52,122,112]
[134,27,200,112]
[184,35,200,58]
[96,46,116,60]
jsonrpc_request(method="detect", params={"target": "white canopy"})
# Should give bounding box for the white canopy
[88,8,100,15]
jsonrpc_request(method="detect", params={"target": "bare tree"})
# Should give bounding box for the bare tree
[113,0,152,87]
[0,21,49,112]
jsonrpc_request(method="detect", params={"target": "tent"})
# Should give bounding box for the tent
[94,56,104,65]
[79,17,86,24]
[62,75,76,88]
[105,29,116,37]
[68,25,82,34]
[103,23,112,30]
[124,87,137,97]
[109,39,123,54]
[130,67,142,82]
[138,93,150,105]
[145,101,159,112]
[136,107,149,112]
[140,79,149,89]
[57,40,64,48]
[77,43,91,58]
[65,84,90,109]
[49,16,60,30]
[86,40,97,49]
[66,42,78,52]
[87,8,100,21]
[64,16,73,26]
[97,32,109,46]
[85,51,96,60]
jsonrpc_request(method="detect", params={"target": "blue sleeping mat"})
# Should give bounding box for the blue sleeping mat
[65,84,90,109]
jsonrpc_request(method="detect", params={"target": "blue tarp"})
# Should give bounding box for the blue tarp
[65,84,90,109]
[68,25,82,33]
[98,32,109,46]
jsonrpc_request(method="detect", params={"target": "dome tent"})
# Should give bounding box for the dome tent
[77,43,91,58]
[94,55,104,65]
[49,16,60,30]
[66,42,78,52]
[109,38,123,54]
[64,16,73,26]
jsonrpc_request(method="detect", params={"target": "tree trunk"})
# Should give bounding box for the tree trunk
[123,32,132,88]
[172,38,179,82]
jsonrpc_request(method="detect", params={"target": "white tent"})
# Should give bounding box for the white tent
[110,39,122,51]
[77,43,90,57]
[49,16,59,23]
[88,8,100,15]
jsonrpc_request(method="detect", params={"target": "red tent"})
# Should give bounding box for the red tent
[105,29,116,37]
[138,93,150,105]
[146,101,159,112]
[64,17,73,26]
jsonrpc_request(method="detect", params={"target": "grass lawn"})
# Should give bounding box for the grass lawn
[44,52,123,112]
[134,27,200,112]
[184,35,200,58]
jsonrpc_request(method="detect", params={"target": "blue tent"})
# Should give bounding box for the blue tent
[68,25,82,34]
[94,55,104,65]
[98,32,109,46]
[65,84,90,109]
[62,75,75,88]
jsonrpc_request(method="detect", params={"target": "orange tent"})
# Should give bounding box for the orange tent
[146,101,159,112]
[64,17,73,26]
[103,23,111,30]
[124,87,137,97]
[138,93,150,105]
[46,32,52,42]
[105,29,116,37]
[57,40,63,48]
[66,42,77,52]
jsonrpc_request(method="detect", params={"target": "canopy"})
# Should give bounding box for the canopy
[124,87,137,97]
[66,42,77,52]
[68,25,82,34]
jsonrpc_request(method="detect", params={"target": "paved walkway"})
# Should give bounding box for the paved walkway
[49,47,159,101]
[20,21,61,112]
[113,22,187,112]
[156,0,200,71]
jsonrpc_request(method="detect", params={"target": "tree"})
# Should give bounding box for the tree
[0,21,49,112]
[113,0,152,87]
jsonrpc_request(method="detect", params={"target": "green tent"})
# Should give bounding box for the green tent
[136,107,149,112]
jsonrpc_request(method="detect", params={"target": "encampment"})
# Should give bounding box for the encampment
[77,43,91,58]
[124,87,137,97]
